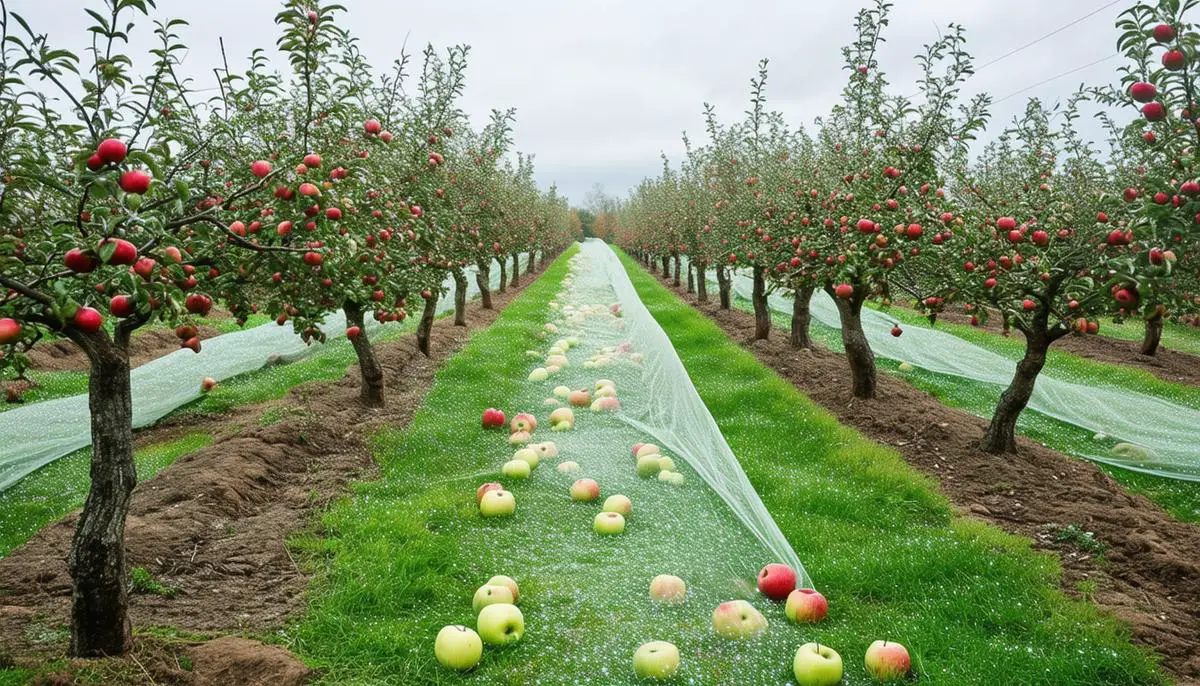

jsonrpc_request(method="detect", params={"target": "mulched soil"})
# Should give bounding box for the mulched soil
[934,306,1200,388]
[658,273,1200,683]
[0,267,547,685]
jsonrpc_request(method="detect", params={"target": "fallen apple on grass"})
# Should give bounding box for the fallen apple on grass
[637,455,663,478]
[568,389,591,407]
[636,444,661,459]
[434,625,483,671]
[593,511,626,535]
[479,490,515,517]
[487,575,520,604]
[649,574,686,602]
[602,494,632,516]
[476,603,524,646]
[502,460,531,479]
[482,408,506,429]
[513,448,540,469]
[511,412,537,433]
[590,396,621,413]
[864,640,911,682]
[201,377,217,393]
[472,583,515,612]
[549,407,575,430]
[632,640,680,680]
[532,442,558,458]
[553,385,571,398]
[898,362,914,373]
[509,430,532,445]
[528,367,549,382]
[711,600,767,639]
[785,588,828,624]
[476,482,503,505]
[793,642,843,686]
[570,478,600,502]
[757,563,797,601]
[657,456,676,472]
[556,461,580,473]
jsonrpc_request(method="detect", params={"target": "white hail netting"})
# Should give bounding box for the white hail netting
[707,266,1200,481]
[0,258,526,492]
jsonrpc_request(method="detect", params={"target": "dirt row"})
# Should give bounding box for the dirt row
[0,267,548,685]
[652,271,1200,683]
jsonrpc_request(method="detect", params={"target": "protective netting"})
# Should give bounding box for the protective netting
[709,266,1200,481]
[435,240,809,683]
[0,259,524,492]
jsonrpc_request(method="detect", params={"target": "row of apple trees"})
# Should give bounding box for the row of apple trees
[613,0,1200,455]
[0,0,575,658]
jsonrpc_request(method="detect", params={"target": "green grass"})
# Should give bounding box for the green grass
[0,432,213,559]
[283,243,1164,685]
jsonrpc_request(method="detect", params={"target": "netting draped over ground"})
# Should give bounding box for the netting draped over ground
[590,241,808,582]
[709,266,1200,481]
[0,260,523,492]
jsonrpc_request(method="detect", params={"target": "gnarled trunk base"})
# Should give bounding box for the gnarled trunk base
[831,293,876,399]
[791,286,814,349]
[752,266,770,340]
[344,302,384,407]
[416,292,439,357]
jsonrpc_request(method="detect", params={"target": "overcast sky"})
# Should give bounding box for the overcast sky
[9,0,1128,205]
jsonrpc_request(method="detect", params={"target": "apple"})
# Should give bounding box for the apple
[602,494,632,516]
[509,430,532,444]
[434,625,483,671]
[0,318,21,345]
[96,138,128,164]
[635,444,661,459]
[631,443,644,457]
[201,377,217,393]
[594,379,615,391]
[590,397,621,413]
[637,455,663,478]
[632,641,680,680]
[785,588,828,623]
[118,169,152,194]
[479,490,515,517]
[472,583,515,612]
[594,511,626,535]
[502,460,531,479]
[553,385,571,398]
[476,603,524,646]
[64,248,98,273]
[649,574,686,602]
[757,564,797,601]
[549,407,575,429]
[556,461,580,473]
[487,575,520,603]
[864,640,911,682]
[794,643,843,686]
[72,306,104,333]
[571,478,600,502]
[476,482,503,504]
[568,389,591,407]
[532,441,558,459]
[511,412,537,433]
[594,385,617,399]
[528,367,549,382]
[482,408,506,429]
[711,600,767,639]
[658,470,677,483]
[898,362,914,373]
[657,457,676,472]
[514,448,541,469]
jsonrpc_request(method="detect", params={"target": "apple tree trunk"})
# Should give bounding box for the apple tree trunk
[686,263,695,294]
[791,286,814,349]
[1142,311,1164,356]
[475,260,493,310]
[716,266,731,310]
[831,291,876,399]
[661,254,670,277]
[672,255,681,287]
[981,329,1051,454]
[752,265,770,340]
[509,253,520,287]
[416,291,439,357]
[344,301,385,407]
[526,251,535,274]
[452,269,468,327]
[696,263,708,302]
[66,328,136,657]
[497,256,507,293]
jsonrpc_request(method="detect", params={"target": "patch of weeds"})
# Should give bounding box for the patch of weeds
[1053,524,1108,556]
[130,567,179,598]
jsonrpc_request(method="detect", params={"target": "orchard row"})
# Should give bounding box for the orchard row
[611,0,1200,454]
[0,0,578,658]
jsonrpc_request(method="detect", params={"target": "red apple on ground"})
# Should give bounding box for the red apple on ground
[476,482,503,505]
[482,407,506,429]
[570,478,600,502]
[864,640,911,682]
[785,588,828,623]
[711,600,768,639]
[757,563,797,600]
[201,377,217,392]
[511,412,537,433]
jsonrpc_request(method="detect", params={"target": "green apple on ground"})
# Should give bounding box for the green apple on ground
[602,494,632,516]
[570,478,600,502]
[711,600,767,639]
[434,625,483,671]
[553,385,571,398]
[636,444,661,458]
[785,589,829,624]
[502,460,532,479]
[593,511,626,535]
[476,482,503,505]
[479,490,516,517]
[637,455,663,478]
[632,640,681,680]
[864,640,911,681]
[509,430,533,444]
[487,575,520,604]
[657,456,676,471]
[473,584,515,613]
[549,407,575,429]
[594,378,615,390]
[528,367,549,382]
[794,642,843,686]
[513,448,540,469]
[556,461,580,473]
[477,603,525,646]
[649,574,687,602]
